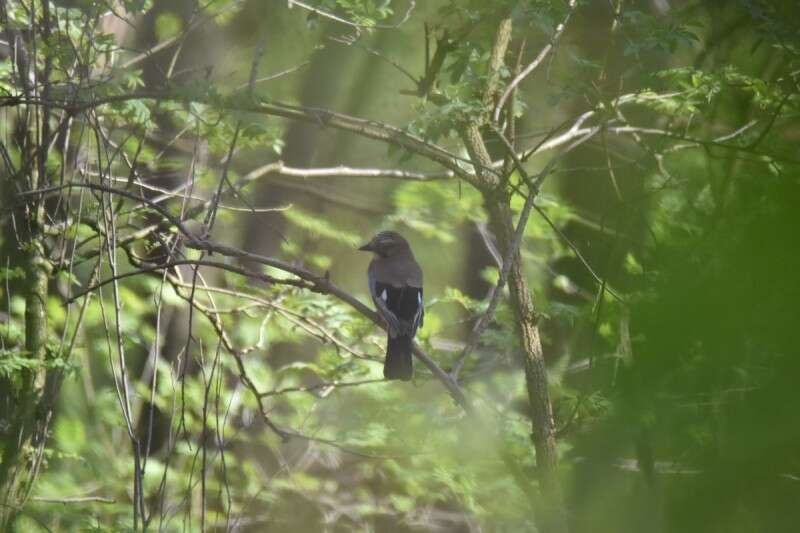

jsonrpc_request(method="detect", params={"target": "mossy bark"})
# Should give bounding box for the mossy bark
[0,194,51,532]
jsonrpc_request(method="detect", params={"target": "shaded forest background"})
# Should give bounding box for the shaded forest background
[0,0,798,531]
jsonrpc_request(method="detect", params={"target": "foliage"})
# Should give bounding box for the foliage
[1,0,799,532]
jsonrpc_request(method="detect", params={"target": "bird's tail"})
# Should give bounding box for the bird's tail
[384,334,413,381]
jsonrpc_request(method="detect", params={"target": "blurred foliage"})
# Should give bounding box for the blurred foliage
[1,0,799,531]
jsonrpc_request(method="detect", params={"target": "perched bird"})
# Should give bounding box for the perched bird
[358,231,424,381]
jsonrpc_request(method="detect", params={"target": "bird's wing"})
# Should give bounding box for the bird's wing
[375,283,423,337]
[369,268,401,337]
[412,288,424,333]
[367,266,377,300]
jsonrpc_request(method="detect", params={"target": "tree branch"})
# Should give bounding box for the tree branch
[493,0,578,124]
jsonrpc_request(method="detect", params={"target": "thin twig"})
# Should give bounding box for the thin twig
[31,496,116,504]
[259,378,387,398]
[493,0,578,123]
[287,0,416,30]
[65,259,313,304]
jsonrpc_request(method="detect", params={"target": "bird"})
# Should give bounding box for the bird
[358,231,424,381]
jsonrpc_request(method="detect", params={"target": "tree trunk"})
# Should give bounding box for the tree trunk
[0,172,51,532]
[0,7,54,525]
[485,198,567,533]
[462,116,567,531]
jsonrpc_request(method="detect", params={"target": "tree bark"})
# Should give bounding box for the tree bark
[462,97,567,530]
[462,119,567,531]
[0,167,51,532]
[485,199,566,533]
[0,7,54,525]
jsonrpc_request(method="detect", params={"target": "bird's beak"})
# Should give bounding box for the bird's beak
[358,242,374,252]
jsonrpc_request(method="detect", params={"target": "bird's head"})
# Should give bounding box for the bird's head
[358,231,411,258]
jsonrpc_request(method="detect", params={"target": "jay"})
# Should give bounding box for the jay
[358,231,424,381]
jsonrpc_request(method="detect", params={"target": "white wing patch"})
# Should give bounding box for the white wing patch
[412,290,424,333]
[380,288,388,302]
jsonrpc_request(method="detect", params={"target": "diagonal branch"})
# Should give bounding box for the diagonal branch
[14,181,473,411]
[493,0,578,124]
[0,90,494,187]
[287,0,416,30]
[184,239,473,412]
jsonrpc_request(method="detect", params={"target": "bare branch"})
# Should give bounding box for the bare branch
[0,90,492,186]
[184,239,474,413]
[65,259,314,304]
[287,0,416,30]
[533,204,624,302]
[235,61,311,91]
[259,378,387,398]
[31,496,116,504]
[241,161,455,183]
[493,0,578,124]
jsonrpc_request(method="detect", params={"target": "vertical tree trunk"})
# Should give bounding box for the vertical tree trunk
[463,117,567,531]
[0,175,51,531]
[0,4,53,524]
[485,199,567,533]
[462,127,567,531]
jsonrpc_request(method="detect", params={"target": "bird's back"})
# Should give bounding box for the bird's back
[367,255,422,288]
